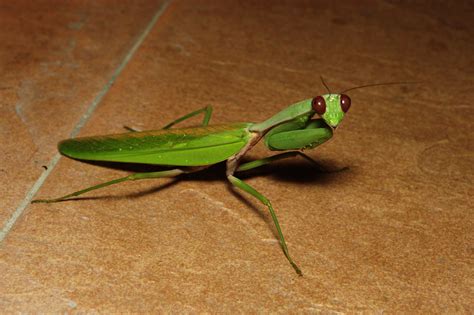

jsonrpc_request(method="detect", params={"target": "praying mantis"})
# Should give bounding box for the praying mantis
[33,80,407,275]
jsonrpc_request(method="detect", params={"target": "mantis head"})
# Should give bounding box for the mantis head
[312,94,351,129]
[311,78,416,129]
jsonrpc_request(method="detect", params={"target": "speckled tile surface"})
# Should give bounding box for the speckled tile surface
[0,0,168,229]
[1,0,472,312]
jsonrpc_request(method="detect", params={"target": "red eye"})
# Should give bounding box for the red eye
[340,94,351,113]
[312,96,326,115]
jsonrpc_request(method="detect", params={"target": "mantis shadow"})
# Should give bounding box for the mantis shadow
[56,158,350,253]
[224,159,350,228]
[65,157,349,203]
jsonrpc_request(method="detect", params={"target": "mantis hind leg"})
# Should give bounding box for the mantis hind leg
[32,168,187,203]
[162,106,213,129]
[227,174,302,276]
[123,106,213,132]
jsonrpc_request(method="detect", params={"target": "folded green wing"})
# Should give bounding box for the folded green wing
[59,123,253,166]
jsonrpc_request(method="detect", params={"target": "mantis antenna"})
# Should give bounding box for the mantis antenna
[340,81,418,93]
[320,75,332,94]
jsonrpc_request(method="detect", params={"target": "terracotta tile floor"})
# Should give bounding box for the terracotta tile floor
[1,1,472,312]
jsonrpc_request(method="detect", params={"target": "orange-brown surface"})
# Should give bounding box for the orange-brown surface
[1,1,472,312]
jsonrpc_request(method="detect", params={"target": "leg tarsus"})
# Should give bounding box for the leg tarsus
[292,152,349,173]
[123,125,141,132]
[227,174,302,276]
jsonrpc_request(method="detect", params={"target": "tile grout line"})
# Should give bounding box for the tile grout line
[0,0,173,243]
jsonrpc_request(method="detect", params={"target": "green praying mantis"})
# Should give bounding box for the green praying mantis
[33,80,408,276]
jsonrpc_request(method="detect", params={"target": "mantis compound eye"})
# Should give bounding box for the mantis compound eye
[312,96,326,115]
[340,94,351,113]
